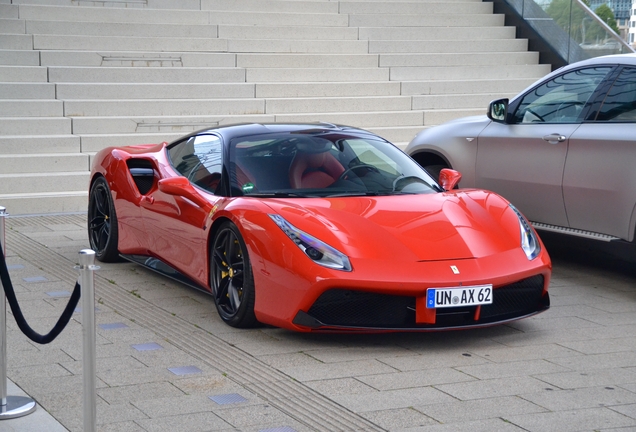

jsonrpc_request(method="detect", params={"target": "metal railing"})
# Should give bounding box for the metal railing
[497,0,635,65]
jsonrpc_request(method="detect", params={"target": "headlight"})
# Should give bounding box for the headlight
[510,204,541,260]
[269,214,352,271]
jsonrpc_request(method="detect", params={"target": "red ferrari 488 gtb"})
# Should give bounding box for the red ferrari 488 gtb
[88,123,551,332]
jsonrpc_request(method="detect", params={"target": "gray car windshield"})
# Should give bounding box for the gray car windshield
[230,131,441,197]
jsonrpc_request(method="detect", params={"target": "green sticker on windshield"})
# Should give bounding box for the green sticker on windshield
[242,182,255,193]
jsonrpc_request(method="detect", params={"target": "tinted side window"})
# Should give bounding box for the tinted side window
[512,67,612,124]
[596,67,636,122]
[168,134,223,193]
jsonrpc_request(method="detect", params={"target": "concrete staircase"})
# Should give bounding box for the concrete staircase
[0,0,552,215]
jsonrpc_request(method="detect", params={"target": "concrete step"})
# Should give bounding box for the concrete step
[0,152,89,174]
[365,125,424,146]
[25,19,219,38]
[0,171,88,194]
[255,82,401,98]
[0,18,26,33]
[390,64,552,81]
[227,39,369,54]
[0,117,71,135]
[64,99,265,117]
[0,66,47,82]
[71,114,278,134]
[33,34,227,52]
[360,26,516,41]
[17,4,210,23]
[70,111,424,135]
[0,192,88,216]
[0,49,40,66]
[401,78,538,96]
[56,81,402,100]
[47,66,245,83]
[64,96,411,117]
[370,38,529,53]
[0,4,18,19]
[0,34,32,50]
[207,11,348,27]
[2,83,55,102]
[0,100,63,117]
[236,53,379,69]
[40,51,236,67]
[218,25,358,41]
[246,67,389,83]
[12,0,201,10]
[274,110,426,127]
[265,96,412,114]
[0,134,80,154]
[201,0,338,13]
[56,83,255,100]
[340,1,493,14]
[379,51,540,67]
[79,132,183,153]
[413,93,517,110]
[349,13,504,28]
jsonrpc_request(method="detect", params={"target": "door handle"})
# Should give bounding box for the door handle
[542,134,566,144]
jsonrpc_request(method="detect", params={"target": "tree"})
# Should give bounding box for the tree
[594,4,619,34]
[545,0,591,43]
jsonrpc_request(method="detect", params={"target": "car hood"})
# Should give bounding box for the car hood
[264,191,520,262]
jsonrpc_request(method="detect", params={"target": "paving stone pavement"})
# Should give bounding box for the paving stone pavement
[1,213,636,432]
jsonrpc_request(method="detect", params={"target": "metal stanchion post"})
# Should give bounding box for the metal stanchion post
[79,249,97,432]
[0,206,36,419]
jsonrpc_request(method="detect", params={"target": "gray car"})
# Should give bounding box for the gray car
[406,53,636,248]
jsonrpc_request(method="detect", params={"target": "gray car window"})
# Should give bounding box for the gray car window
[168,134,223,193]
[512,67,612,124]
[596,67,636,122]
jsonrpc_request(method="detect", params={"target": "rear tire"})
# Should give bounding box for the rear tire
[88,177,120,262]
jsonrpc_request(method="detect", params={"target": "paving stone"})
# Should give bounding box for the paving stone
[520,385,636,411]
[361,407,437,429]
[505,407,636,432]
[435,376,555,401]
[533,368,636,390]
[357,367,475,391]
[417,395,547,424]
[331,386,455,412]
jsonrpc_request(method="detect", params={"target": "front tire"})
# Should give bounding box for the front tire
[88,177,120,262]
[210,221,257,328]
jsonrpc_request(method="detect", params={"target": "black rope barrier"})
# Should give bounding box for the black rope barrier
[0,247,81,344]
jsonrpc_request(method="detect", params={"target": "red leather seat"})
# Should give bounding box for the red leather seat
[289,150,345,189]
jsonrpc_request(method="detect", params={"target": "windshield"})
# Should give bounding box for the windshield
[229,131,441,198]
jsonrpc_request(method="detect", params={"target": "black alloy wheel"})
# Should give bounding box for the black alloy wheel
[210,222,257,328]
[88,177,120,262]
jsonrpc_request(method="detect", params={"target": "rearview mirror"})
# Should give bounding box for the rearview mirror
[439,168,462,191]
[158,177,208,208]
[488,98,509,122]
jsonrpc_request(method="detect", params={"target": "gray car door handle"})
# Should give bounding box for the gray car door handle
[542,134,566,144]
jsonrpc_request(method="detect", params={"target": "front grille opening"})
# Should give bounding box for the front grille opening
[303,275,547,330]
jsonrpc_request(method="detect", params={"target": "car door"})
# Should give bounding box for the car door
[563,66,636,241]
[139,133,224,285]
[474,66,613,227]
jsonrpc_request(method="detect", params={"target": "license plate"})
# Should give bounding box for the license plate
[426,285,493,308]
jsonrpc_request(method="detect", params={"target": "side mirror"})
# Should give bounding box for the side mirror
[487,98,509,122]
[158,177,208,208]
[439,168,462,191]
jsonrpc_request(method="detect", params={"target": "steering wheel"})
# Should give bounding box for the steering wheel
[338,164,380,181]
[392,175,429,192]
